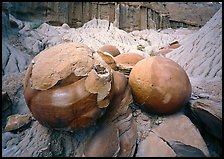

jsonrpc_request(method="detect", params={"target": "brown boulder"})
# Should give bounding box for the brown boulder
[152,113,210,156]
[114,53,144,67]
[23,42,114,130]
[98,44,121,57]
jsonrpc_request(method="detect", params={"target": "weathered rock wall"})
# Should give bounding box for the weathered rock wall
[8,2,221,32]
[163,2,221,28]
[6,2,186,32]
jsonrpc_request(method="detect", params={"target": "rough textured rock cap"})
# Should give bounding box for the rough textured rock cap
[30,42,95,90]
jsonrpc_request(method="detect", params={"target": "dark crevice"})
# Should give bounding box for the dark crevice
[117,121,131,136]
[107,21,110,31]
[15,56,20,72]
[132,141,138,157]
[94,64,107,74]
[5,46,12,70]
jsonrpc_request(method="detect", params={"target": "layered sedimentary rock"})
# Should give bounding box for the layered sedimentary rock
[8,2,221,32]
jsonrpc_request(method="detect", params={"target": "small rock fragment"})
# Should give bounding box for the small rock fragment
[4,114,32,132]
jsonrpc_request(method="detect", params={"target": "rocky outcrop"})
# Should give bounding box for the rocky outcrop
[8,2,221,32]
[163,2,222,28]
[2,41,31,76]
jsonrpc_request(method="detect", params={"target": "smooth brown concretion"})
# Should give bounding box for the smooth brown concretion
[24,69,103,129]
[129,56,192,114]
[23,42,117,130]
[114,53,144,67]
[98,44,121,57]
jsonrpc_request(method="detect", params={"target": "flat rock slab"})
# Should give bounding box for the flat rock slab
[152,113,209,156]
[136,131,176,157]
[137,113,210,157]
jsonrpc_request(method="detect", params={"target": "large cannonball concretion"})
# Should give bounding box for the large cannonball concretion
[24,42,117,131]
[129,56,192,114]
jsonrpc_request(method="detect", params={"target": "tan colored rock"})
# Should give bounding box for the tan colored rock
[115,53,145,77]
[114,53,145,68]
[4,114,32,132]
[29,42,95,90]
[129,56,192,114]
[152,113,210,156]
[100,71,132,123]
[85,67,112,108]
[136,131,176,157]
[157,48,173,55]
